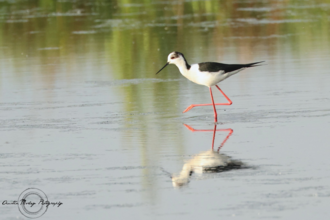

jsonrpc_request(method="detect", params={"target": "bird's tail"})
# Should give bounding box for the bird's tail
[245,61,265,67]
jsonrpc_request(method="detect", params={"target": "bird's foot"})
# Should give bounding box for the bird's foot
[183,103,231,113]
[182,104,196,113]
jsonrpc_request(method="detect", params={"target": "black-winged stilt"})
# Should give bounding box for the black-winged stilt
[156,51,264,122]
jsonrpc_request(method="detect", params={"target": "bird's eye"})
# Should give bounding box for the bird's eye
[171,57,175,59]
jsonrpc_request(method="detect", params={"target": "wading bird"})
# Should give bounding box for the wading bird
[156,51,263,122]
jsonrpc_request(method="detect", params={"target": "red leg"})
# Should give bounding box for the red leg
[215,85,232,105]
[183,85,232,114]
[209,87,217,122]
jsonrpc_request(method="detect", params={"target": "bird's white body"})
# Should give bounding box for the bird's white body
[179,63,244,87]
[172,150,243,187]
[167,52,245,87]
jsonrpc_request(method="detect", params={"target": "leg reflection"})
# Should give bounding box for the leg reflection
[171,124,241,188]
[183,124,233,151]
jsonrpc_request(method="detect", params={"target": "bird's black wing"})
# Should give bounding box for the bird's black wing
[198,61,264,73]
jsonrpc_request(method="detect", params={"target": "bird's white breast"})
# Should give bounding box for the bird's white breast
[181,64,227,87]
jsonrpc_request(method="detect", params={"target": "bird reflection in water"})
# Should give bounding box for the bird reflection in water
[172,124,244,187]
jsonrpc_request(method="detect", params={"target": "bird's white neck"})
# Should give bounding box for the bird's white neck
[172,164,192,187]
[179,164,192,179]
[174,59,190,76]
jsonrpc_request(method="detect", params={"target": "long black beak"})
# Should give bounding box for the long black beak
[156,62,169,75]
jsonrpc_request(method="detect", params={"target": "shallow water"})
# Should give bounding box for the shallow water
[1,0,330,219]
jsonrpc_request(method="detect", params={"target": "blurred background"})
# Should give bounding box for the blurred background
[1,0,330,219]
[1,0,329,78]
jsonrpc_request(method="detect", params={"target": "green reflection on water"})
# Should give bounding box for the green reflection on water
[1,0,329,76]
